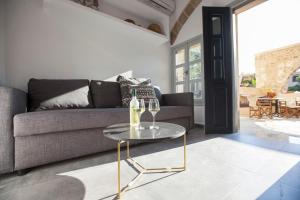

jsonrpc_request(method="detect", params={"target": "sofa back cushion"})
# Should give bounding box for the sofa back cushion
[28,79,92,111]
[154,86,164,106]
[90,80,122,108]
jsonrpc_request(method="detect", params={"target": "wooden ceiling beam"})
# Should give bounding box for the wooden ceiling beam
[170,0,202,45]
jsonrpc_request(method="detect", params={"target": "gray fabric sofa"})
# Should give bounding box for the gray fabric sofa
[0,79,194,175]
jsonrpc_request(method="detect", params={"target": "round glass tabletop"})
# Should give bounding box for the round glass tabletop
[103,122,186,142]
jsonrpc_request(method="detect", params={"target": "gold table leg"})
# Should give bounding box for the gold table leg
[184,133,186,170]
[116,133,187,199]
[126,141,130,159]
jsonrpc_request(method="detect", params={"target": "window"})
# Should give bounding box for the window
[172,36,204,105]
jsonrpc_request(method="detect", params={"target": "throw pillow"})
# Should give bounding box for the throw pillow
[132,85,156,106]
[28,79,92,111]
[153,86,164,106]
[90,80,122,108]
[117,75,155,107]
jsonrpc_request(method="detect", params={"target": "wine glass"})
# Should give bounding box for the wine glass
[148,98,160,129]
[137,99,145,130]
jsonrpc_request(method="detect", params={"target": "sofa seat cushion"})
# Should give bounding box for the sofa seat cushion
[14,106,192,137]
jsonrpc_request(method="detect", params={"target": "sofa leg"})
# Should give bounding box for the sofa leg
[17,169,30,176]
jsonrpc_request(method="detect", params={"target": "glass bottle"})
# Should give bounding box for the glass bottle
[129,89,140,127]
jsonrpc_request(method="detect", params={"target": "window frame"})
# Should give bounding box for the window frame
[171,35,204,106]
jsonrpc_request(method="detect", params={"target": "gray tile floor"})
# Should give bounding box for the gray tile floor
[1,118,300,200]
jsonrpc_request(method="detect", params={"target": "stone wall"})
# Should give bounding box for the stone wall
[255,43,300,93]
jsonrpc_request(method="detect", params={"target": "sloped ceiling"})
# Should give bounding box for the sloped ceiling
[202,0,243,6]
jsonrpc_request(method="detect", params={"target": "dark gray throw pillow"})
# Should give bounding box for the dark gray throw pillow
[28,79,92,111]
[90,80,122,108]
[154,86,164,106]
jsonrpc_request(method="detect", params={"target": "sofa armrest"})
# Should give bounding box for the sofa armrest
[162,92,194,107]
[0,87,27,174]
[162,93,194,130]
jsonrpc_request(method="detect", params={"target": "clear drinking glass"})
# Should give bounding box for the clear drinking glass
[148,99,160,129]
[137,99,145,130]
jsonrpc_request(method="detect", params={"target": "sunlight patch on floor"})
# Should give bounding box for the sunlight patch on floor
[56,136,300,200]
[254,119,300,137]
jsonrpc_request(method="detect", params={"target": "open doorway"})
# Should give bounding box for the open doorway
[233,0,300,137]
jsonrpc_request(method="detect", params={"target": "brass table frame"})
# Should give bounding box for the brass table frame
[116,133,186,199]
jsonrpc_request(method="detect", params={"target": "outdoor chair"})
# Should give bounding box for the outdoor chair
[257,98,273,119]
[248,96,260,118]
[286,106,300,118]
[278,100,288,118]
[286,104,300,118]
[285,98,300,118]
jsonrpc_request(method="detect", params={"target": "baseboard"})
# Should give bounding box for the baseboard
[194,123,204,128]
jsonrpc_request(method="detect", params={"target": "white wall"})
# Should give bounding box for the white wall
[0,0,5,85]
[4,0,171,92]
[174,5,203,46]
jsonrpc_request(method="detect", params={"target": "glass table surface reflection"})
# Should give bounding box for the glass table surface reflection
[103,122,186,142]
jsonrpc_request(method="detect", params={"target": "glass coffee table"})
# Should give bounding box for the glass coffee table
[103,122,186,199]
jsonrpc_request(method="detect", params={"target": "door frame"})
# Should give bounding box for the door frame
[231,0,267,14]
[231,0,268,128]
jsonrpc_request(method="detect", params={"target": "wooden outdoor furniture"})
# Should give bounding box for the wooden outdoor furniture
[296,97,300,106]
[278,100,288,117]
[248,96,260,118]
[257,98,273,119]
[286,105,300,118]
[258,97,284,117]
[246,96,300,119]
[249,104,260,118]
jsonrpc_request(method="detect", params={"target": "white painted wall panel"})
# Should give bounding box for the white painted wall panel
[5,0,171,92]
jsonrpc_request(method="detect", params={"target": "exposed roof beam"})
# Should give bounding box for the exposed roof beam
[170,0,202,45]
